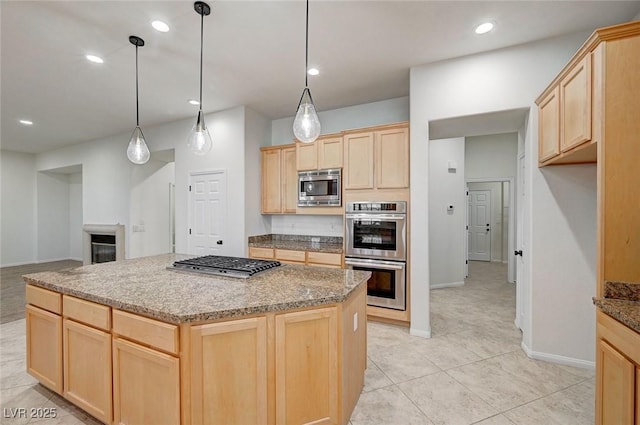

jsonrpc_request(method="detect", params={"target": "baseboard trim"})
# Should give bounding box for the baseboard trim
[1,258,79,268]
[430,281,464,289]
[69,257,83,262]
[0,260,36,268]
[409,327,431,339]
[521,341,595,370]
[35,257,76,264]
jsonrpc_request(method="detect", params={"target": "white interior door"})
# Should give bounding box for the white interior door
[515,154,526,330]
[188,171,227,256]
[465,186,470,277]
[468,190,491,261]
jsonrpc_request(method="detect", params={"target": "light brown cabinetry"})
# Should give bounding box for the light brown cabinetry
[596,310,640,425]
[112,337,181,425]
[343,123,409,191]
[538,87,560,162]
[249,247,343,268]
[261,144,297,214]
[190,317,267,425]
[62,295,112,423]
[560,55,592,152]
[26,304,63,394]
[297,135,343,171]
[275,307,338,425]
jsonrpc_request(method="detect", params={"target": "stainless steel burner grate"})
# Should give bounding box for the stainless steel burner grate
[171,255,281,278]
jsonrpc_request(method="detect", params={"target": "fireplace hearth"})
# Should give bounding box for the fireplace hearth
[83,224,124,265]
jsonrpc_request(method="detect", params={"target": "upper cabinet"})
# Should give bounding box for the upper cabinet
[344,123,409,191]
[261,145,297,214]
[296,134,343,171]
[560,55,592,152]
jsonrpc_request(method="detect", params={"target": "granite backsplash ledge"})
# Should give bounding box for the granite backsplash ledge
[594,280,640,333]
[603,281,640,302]
[249,234,343,244]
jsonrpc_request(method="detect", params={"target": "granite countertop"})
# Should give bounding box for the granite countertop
[248,234,343,254]
[23,254,369,324]
[593,281,640,333]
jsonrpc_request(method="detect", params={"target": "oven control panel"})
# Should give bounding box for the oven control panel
[346,201,406,213]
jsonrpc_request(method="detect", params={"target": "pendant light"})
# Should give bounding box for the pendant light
[188,1,212,156]
[293,0,321,143]
[126,36,151,165]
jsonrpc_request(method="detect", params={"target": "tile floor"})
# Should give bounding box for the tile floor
[0,261,595,424]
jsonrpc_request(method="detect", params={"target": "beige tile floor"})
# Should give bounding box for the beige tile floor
[0,261,594,424]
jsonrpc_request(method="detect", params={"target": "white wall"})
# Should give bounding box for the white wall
[271,96,409,146]
[245,107,272,250]
[69,172,83,260]
[37,171,70,262]
[428,138,466,287]
[410,30,599,364]
[271,215,343,237]
[129,161,175,258]
[465,133,518,179]
[1,151,37,266]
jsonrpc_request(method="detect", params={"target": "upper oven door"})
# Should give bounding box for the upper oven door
[346,213,406,260]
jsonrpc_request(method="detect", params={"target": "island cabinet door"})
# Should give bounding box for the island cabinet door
[596,338,635,425]
[275,307,338,425]
[190,317,268,425]
[25,305,63,394]
[63,319,112,424]
[112,338,180,425]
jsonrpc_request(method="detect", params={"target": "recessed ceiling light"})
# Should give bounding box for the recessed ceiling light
[19,119,33,126]
[475,22,494,35]
[152,20,170,33]
[307,68,319,76]
[85,54,104,64]
[188,99,200,105]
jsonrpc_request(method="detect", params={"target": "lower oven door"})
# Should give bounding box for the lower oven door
[345,257,406,311]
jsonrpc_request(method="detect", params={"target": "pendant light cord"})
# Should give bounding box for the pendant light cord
[305,0,309,88]
[135,44,140,126]
[199,10,204,110]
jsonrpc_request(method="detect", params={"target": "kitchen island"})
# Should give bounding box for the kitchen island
[23,254,370,425]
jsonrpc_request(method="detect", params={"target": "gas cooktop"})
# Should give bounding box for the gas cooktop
[171,255,281,279]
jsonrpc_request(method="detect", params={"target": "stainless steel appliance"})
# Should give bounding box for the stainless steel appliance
[171,255,281,279]
[345,201,406,260]
[345,257,406,310]
[298,169,341,207]
[345,201,407,310]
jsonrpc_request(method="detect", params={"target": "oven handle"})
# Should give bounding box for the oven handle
[345,214,406,221]
[344,258,405,270]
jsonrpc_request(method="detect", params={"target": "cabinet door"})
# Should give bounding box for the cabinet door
[596,339,634,425]
[262,148,283,213]
[538,86,561,163]
[190,317,267,425]
[63,319,112,423]
[296,141,318,171]
[26,305,62,394]
[560,54,592,152]
[276,307,338,425]
[282,146,298,213]
[344,132,374,190]
[113,338,180,425]
[637,367,640,425]
[375,127,409,189]
[318,137,343,170]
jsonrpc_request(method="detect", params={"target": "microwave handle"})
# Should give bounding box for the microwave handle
[345,259,405,270]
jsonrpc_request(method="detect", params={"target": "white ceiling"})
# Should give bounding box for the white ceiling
[2,1,639,154]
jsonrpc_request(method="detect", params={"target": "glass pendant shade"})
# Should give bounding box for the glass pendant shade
[188,110,212,155]
[293,87,321,143]
[127,126,150,164]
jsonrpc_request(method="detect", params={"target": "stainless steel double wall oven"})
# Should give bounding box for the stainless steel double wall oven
[345,201,407,310]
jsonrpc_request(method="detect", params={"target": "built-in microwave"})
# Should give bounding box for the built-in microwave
[298,169,341,207]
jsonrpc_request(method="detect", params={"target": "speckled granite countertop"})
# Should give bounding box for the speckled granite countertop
[594,281,640,333]
[248,234,343,254]
[23,254,369,324]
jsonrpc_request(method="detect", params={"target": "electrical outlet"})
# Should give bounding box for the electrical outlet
[353,312,358,332]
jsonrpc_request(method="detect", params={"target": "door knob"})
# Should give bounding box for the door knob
[514,250,523,256]
[216,240,223,245]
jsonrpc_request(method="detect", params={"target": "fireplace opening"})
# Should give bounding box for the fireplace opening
[91,234,116,264]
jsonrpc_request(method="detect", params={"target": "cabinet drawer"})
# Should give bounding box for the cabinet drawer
[112,310,179,355]
[249,247,275,259]
[307,252,342,267]
[26,285,61,314]
[63,295,111,331]
[275,249,306,263]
